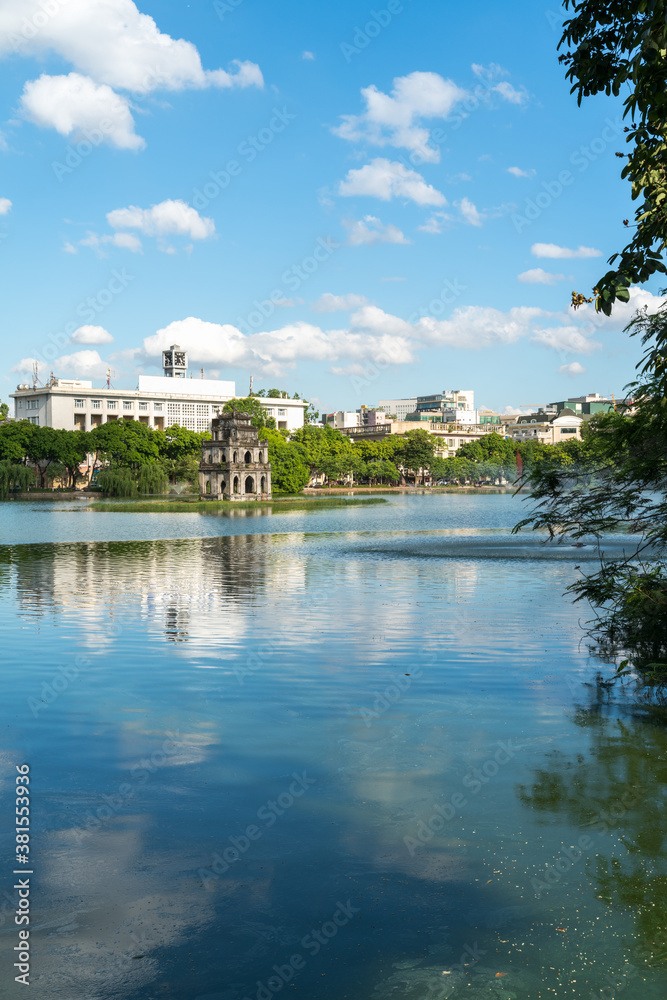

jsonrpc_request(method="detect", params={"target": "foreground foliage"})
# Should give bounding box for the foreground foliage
[515,301,667,674]
[559,0,667,313]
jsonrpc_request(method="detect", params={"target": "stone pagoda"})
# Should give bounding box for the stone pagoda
[199,411,272,501]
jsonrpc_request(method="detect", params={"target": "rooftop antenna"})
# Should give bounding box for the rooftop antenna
[200,368,205,379]
[249,375,254,395]
[105,367,114,389]
[32,362,42,390]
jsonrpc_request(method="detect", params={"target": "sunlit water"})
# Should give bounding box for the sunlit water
[0,494,665,1000]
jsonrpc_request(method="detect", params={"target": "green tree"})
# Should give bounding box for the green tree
[559,1,667,313]
[516,302,667,673]
[0,420,38,464]
[0,400,9,421]
[0,462,34,500]
[264,429,310,493]
[222,397,276,433]
[398,429,436,484]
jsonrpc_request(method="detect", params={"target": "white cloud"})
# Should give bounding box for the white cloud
[140,316,416,377]
[458,197,483,227]
[569,285,666,333]
[492,81,528,105]
[4,0,262,147]
[471,64,529,105]
[507,166,534,178]
[418,211,451,234]
[0,1,263,93]
[338,158,446,206]
[302,51,315,61]
[344,215,410,246]
[518,268,565,285]
[11,357,39,374]
[128,287,665,381]
[63,241,78,254]
[531,242,602,259]
[314,293,369,313]
[532,325,601,354]
[20,73,144,150]
[0,197,11,214]
[333,71,468,162]
[79,231,143,256]
[559,362,586,377]
[51,349,109,379]
[107,200,215,241]
[70,325,114,345]
[414,305,545,349]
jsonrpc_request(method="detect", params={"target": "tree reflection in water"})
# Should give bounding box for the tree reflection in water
[517,677,667,966]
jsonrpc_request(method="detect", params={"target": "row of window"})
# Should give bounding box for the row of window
[75,400,162,412]
[265,408,288,417]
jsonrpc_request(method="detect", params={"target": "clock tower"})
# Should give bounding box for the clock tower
[162,344,188,378]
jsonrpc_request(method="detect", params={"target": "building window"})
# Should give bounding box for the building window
[74,399,85,409]
[123,401,133,411]
[108,400,117,410]
[278,408,287,417]
[26,398,40,410]
[265,408,275,417]
[560,427,577,434]
[29,417,39,425]
[153,403,163,412]
[139,402,148,411]
[91,400,101,410]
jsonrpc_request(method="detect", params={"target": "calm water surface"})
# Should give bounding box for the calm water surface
[0,494,665,1000]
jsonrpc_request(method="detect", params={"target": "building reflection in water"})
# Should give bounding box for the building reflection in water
[5,534,297,649]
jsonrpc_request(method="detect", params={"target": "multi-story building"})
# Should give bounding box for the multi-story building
[345,420,508,456]
[377,397,419,421]
[357,406,390,427]
[324,411,361,430]
[509,408,583,444]
[547,393,616,417]
[10,345,308,433]
[413,389,475,419]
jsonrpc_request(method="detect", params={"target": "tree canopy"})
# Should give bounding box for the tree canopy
[559,0,667,313]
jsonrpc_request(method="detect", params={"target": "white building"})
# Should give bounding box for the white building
[10,346,307,433]
[509,408,583,445]
[324,411,361,430]
[377,397,419,421]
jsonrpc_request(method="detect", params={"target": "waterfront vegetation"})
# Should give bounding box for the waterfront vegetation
[88,496,387,513]
[0,408,598,498]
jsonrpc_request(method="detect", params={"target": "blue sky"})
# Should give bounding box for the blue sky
[0,0,661,415]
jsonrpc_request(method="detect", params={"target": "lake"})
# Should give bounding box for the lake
[0,493,665,1000]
